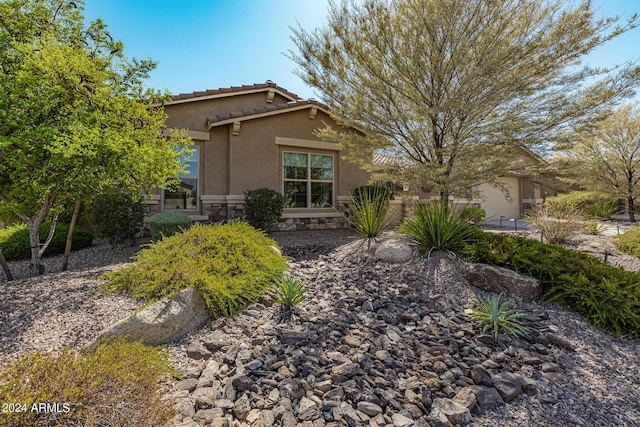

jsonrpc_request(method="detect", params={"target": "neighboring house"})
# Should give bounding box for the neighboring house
[148,81,370,231]
[148,81,551,229]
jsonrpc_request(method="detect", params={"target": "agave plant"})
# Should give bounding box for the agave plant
[271,275,308,323]
[465,294,529,340]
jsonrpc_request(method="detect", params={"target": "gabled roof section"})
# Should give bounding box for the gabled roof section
[206,99,331,129]
[166,81,301,106]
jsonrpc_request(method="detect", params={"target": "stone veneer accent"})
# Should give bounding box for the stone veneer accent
[202,199,349,231]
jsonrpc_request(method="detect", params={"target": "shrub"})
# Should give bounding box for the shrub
[526,204,584,244]
[105,222,288,318]
[615,226,640,257]
[87,192,146,247]
[584,222,606,236]
[339,186,392,242]
[585,199,618,220]
[398,201,477,254]
[546,191,618,219]
[0,223,93,261]
[459,207,486,224]
[244,188,286,233]
[147,211,192,241]
[460,231,640,341]
[0,338,175,427]
[465,294,529,340]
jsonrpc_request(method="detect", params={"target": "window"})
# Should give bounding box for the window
[283,151,334,208]
[164,147,198,210]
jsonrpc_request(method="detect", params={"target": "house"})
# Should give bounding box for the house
[148,81,550,229]
[148,81,370,231]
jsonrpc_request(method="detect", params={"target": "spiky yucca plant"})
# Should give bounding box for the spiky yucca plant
[271,276,308,323]
[398,201,477,254]
[338,186,392,245]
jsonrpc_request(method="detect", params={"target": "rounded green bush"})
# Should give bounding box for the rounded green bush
[147,211,192,241]
[0,223,93,261]
[105,221,288,318]
[615,226,640,257]
[244,188,286,233]
[0,338,174,427]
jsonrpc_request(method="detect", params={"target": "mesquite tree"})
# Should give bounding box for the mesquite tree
[0,0,190,275]
[557,105,640,222]
[290,0,640,204]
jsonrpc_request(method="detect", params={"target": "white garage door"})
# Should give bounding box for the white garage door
[478,177,520,220]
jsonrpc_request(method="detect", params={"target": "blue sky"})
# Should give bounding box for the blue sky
[83,0,640,100]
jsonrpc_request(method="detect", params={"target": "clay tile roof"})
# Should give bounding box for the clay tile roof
[206,99,330,127]
[169,81,301,103]
[373,152,414,168]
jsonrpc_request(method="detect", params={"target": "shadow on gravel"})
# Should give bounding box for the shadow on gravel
[271,229,361,261]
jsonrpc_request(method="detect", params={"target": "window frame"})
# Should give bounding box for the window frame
[162,145,200,212]
[282,150,335,209]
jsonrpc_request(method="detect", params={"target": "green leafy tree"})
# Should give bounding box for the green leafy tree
[290,0,640,206]
[557,105,640,222]
[0,0,190,275]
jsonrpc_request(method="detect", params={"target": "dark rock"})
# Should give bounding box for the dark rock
[471,365,493,386]
[491,372,523,402]
[545,333,577,352]
[469,386,505,410]
[232,375,255,391]
[187,341,212,360]
[203,331,233,350]
[357,401,383,416]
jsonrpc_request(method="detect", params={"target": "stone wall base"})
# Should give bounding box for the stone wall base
[202,201,349,231]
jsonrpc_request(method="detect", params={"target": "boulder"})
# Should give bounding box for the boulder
[465,263,539,302]
[374,239,413,262]
[94,287,210,346]
[429,398,471,425]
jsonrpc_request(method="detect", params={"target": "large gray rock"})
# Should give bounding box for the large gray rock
[375,238,413,262]
[95,287,210,346]
[429,398,471,425]
[465,263,539,302]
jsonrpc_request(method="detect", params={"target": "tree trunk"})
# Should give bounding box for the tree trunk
[28,220,43,276]
[439,186,450,213]
[0,249,12,281]
[629,197,636,223]
[62,198,82,271]
[28,212,58,277]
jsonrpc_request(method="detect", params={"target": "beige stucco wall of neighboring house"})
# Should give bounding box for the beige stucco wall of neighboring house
[478,176,521,219]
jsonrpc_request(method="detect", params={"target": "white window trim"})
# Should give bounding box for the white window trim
[282,150,335,209]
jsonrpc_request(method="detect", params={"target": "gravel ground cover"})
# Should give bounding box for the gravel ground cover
[0,229,638,426]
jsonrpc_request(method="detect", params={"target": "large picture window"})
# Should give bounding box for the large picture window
[283,152,334,208]
[164,147,198,210]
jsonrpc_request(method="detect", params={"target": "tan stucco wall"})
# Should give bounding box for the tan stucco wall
[224,109,370,196]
